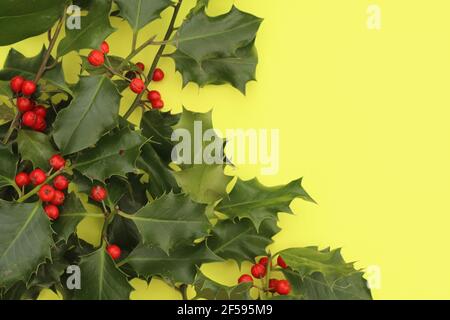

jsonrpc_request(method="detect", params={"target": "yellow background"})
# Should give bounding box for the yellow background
[2,0,450,300]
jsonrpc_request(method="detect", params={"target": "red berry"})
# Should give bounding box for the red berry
[152,68,164,81]
[29,169,46,186]
[49,154,66,171]
[259,256,271,267]
[107,244,121,260]
[32,115,46,132]
[21,80,36,96]
[38,184,55,202]
[88,50,105,66]
[275,280,291,295]
[129,78,145,94]
[44,205,59,221]
[91,185,107,202]
[277,256,288,269]
[238,274,253,284]
[17,97,33,113]
[53,175,69,190]
[268,279,279,292]
[151,99,164,110]
[50,190,65,206]
[147,90,161,102]
[136,62,145,72]
[33,105,47,118]
[251,263,266,279]
[10,76,25,93]
[22,111,37,127]
[15,172,30,188]
[100,41,110,54]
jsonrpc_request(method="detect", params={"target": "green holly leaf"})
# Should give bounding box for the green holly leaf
[140,110,180,163]
[17,130,57,171]
[138,143,180,199]
[57,0,115,57]
[0,104,14,122]
[193,270,252,300]
[0,0,66,46]
[53,75,121,155]
[279,247,372,300]
[0,201,53,289]
[0,145,17,192]
[72,246,133,300]
[116,174,149,213]
[125,243,222,284]
[217,178,315,230]
[0,48,70,93]
[127,192,210,254]
[114,0,172,32]
[107,215,140,257]
[207,218,279,265]
[0,81,12,98]
[72,128,145,181]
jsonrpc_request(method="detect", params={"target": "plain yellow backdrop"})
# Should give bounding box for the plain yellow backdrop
[2,0,450,300]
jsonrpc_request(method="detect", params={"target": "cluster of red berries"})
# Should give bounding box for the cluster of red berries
[87,41,109,67]
[9,76,47,132]
[238,255,292,295]
[129,66,165,110]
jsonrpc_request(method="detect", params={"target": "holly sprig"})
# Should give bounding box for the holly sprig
[0,0,372,300]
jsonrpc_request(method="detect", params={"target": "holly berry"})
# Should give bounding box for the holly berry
[129,78,145,94]
[147,90,161,102]
[32,115,46,132]
[22,111,37,127]
[29,168,47,186]
[44,205,59,221]
[152,68,164,81]
[33,105,47,118]
[53,175,69,190]
[22,80,36,96]
[136,62,145,72]
[88,50,105,66]
[17,97,33,113]
[275,280,291,295]
[10,76,25,93]
[277,256,288,269]
[15,172,30,188]
[107,244,121,260]
[91,185,107,202]
[100,41,110,54]
[151,99,164,110]
[268,279,279,292]
[50,190,65,206]
[259,256,271,267]
[251,263,266,279]
[238,274,253,284]
[49,154,66,170]
[38,184,55,202]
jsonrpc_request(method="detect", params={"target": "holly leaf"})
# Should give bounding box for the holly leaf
[193,270,252,300]
[0,201,53,290]
[0,145,17,191]
[72,246,133,300]
[0,104,14,122]
[107,214,140,257]
[114,0,172,32]
[207,218,279,265]
[128,192,210,254]
[0,81,12,98]
[0,0,66,46]
[116,174,149,213]
[72,128,145,181]
[125,243,222,284]
[0,48,70,93]
[279,247,372,300]
[57,0,115,57]
[53,75,121,155]
[17,130,57,171]
[217,178,315,230]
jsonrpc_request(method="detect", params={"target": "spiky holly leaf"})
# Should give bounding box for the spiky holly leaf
[125,243,222,284]
[116,174,149,213]
[0,201,53,289]
[0,48,70,93]
[207,218,279,265]
[0,0,66,46]
[279,247,372,300]
[0,104,14,122]
[17,130,57,171]
[193,270,252,300]
[140,110,180,163]
[217,178,315,230]
[107,215,140,257]
[127,192,210,254]
[72,128,145,181]
[72,246,133,300]
[53,75,120,155]
[0,145,17,191]
[57,0,115,57]
[114,0,172,32]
